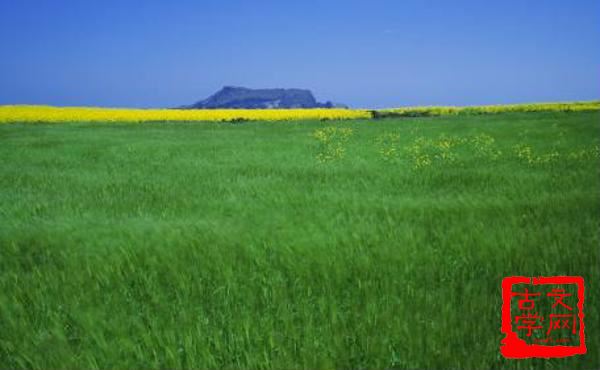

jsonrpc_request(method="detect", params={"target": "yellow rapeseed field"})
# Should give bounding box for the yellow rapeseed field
[376,101,600,117]
[1,101,598,123]
[0,105,371,123]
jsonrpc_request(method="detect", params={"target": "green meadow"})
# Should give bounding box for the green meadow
[0,111,599,369]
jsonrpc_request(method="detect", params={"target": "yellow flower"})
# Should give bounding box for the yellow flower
[0,106,371,123]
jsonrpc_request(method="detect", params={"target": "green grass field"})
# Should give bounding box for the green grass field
[1,111,599,369]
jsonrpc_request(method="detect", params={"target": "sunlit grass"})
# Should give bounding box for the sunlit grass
[0,111,598,369]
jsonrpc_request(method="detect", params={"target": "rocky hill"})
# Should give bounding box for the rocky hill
[181,86,346,109]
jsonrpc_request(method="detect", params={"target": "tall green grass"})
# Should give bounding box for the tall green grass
[0,112,599,369]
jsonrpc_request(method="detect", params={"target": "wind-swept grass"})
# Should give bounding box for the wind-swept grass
[0,111,598,369]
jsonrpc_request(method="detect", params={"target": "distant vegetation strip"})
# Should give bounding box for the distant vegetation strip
[0,101,598,123]
[0,106,371,123]
[372,101,600,118]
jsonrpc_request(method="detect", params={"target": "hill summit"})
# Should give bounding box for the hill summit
[182,86,346,109]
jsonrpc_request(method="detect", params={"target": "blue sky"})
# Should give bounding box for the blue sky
[1,0,598,108]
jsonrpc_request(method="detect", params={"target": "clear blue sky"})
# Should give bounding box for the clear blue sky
[1,0,598,108]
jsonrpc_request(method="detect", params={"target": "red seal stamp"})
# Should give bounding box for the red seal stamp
[500,276,586,358]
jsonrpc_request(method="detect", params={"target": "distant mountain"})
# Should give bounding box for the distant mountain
[181,86,347,109]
